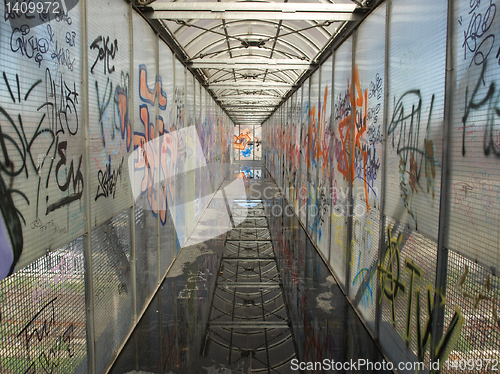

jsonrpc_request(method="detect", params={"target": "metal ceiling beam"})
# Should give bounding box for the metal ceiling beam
[220,105,275,109]
[218,95,282,100]
[233,115,269,118]
[224,105,272,113]
[225,109,273,112]
[141,3,361,21]
[189,58,314,69]
[234,114,268,117]
[209,82,293,89]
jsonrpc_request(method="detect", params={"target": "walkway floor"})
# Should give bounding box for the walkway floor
[110,162,391,374]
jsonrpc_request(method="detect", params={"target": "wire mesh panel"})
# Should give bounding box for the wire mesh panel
[92,210,133,374]
[299,80,309,224]
[0,0,85,275]
[379,218,439,372]
[283,98,292,201]
[315,57,333,259]
[443,250,500,373]
[287,93,298,212]
[446,0,500,273]
[87,0,132,227]
[0,239,87,373]
[379,0,447,371]
[132,10,159,313]
[384,0,446,239]
[306,71,320,240]
[293,88,303,216]
[184,73,196,240]
[348,3,386,331]
[330,37,353,288]
[254,125,262,161]
[135,201,159,313]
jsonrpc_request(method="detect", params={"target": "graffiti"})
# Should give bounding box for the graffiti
[10,24,50,67]
[50,40,75,71]
[8,22,72,70]
[336,66,375,212]
[399,46,424,77]
[31,251,77,303]
[46,141,84,213]
[388,90,438,226]
[30,218,67,235]
[179,269,212,299]
[39,68,79,136]
[0,172,24,279]
[334,86,351,122]
[378,225,405,326]
[331,213,345,251]
[378,225,464,372]
[17,297,75,372]
[351,221,376,309]
[1,70,83,217]
[65,31,76,47]
[367,103,381,126]
[134,64,169,225]
[461,61,500,158]
[234,129,251,151]
[317,86,331,180]
[95,156,124,200]
[174,87,185,128]
[368,73,383,101]
[456,265,500,329]
[90,35,118,75]
[308,104,317,170]
[94,72,132,153]
[461,0,496,67]
[138,64,167,109]
[54,10,72,26]
[353,261,375,310]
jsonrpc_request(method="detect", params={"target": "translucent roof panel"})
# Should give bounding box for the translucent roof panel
[137,0,370,125]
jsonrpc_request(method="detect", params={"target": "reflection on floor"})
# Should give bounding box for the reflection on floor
[110,162,391,374]
[204,199,296,373]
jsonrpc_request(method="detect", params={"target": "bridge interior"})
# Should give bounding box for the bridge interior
[0,0,499,373]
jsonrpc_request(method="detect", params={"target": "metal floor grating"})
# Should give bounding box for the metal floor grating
[201,200,297,373]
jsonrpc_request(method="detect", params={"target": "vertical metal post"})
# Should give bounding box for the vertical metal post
[129,1,138,323]
[156,34,162,285]
[328,52,336,265]
[157,288,163,369]
[81,0,95,371]
[345,29,357,294]
[253,121,256,161]
[375,0,391,340]
[296,89,302,218]
[304,82,311,235]
[313,68,321,244]
[431,0,455,362]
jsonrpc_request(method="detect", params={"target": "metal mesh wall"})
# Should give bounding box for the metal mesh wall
[329,36,353,289]
[315,57,332,259]
[306,70,320,240]
[0,239,87,373]
[446,0,500,271]
[444,250,500,373]
[0,0,234,372]
[261,0,500,371]
[348,1,386,333]
[92,210,133,374]
[299,80,309,224]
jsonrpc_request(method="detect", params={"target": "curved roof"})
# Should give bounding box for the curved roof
[136,0,371,126]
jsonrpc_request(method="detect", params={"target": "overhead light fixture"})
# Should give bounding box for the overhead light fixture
[241,39,266,48]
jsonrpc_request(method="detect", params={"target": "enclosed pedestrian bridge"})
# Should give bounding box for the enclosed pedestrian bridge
[0,0,499,373]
